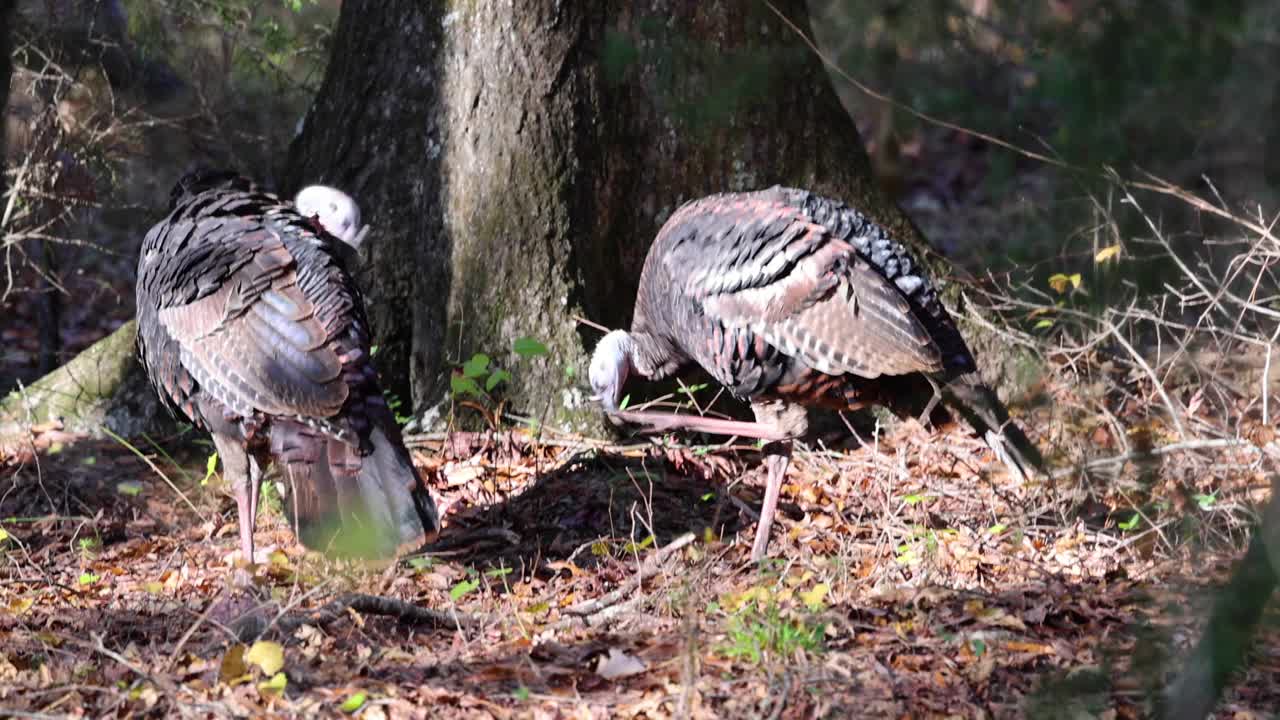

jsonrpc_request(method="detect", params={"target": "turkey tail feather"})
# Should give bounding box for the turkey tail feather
[272,415,438,558]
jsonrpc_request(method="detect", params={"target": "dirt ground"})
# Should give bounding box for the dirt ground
[2,394,1277,719]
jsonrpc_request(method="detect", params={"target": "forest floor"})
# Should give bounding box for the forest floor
[1,387,1277,719]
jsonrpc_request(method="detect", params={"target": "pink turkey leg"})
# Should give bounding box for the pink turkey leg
[608,409,791,441]
[750,451,790,561]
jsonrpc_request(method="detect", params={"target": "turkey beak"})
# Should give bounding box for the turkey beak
[589,384,618,413]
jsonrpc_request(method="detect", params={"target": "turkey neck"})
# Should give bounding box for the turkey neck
[625,323,687,383]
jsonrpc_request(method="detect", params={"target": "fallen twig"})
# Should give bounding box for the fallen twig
[1052,438,1256,479]
[564,532,696,616]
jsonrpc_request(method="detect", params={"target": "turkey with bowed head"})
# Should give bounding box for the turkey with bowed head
[589,186,1042,562]
[135,169,438,564]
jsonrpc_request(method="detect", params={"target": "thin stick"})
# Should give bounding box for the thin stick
[564,532,696,616]
[100,426,202,516]
[1106,321,1187,439]
[573,315,611,334]
[1051,438,1255,479]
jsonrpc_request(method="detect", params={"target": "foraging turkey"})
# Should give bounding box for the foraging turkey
[136,169,438,563]
[295,185,368,248]
[589,186,1041,561]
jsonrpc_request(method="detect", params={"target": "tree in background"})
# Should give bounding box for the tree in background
[2,0,1039,442]
[284,0,1030,431]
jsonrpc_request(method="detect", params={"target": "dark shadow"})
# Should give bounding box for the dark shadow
[420,442,778,580]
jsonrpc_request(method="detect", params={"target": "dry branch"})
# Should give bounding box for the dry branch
[563,532,696,617]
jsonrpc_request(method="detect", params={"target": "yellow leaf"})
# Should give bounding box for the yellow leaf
[721,585,771,613]
[245,640,285,676]
[1094,244,1121,263]
[1047,273,1070,294]
[268,550,290,566]
[800,583,830,610]
[7,597,34,614]
[144,582,164,594]
[0,527,9,542]
[257,671,287,696]
[1069,273,1082,289]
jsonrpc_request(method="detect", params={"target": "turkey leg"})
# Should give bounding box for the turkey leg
[608,409,790,441]
[212,433,259,577]
[751,444,791,562]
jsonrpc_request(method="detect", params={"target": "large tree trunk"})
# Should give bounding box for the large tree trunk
[7,0,1042,443]
[1,0,13,206]
[284,0,1029,432]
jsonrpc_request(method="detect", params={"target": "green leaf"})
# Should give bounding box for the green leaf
[971,638,987,656]
[78,572,100,586]
[622,535,655,553]
[1033,318,1055,330]
[203,452,219,486]
[514,686,531,702]
[407,556,434,571]
[257,671,287,696]
[369,344,380,356]
[1118,513,1141,531]
[81,456,97,466]
[116,481,142,497]
[618,394,631,410]
[485,369,511,392]
[700,492,715,501]
[340,692,367,713]
[451,375,483,398]
[0,527,8,543]
[901,494,927,505]
[462,353,490,378]
[484,567,513,578]
[513,337,548,357]
[450,578,480,601]
[1194,493,1217,511]
[987,524,1007,535]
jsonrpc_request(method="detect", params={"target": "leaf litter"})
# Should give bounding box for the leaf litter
[0,395,1277,718]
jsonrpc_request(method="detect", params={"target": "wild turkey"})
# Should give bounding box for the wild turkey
[589,186,1042,561]
[136,169,439,563]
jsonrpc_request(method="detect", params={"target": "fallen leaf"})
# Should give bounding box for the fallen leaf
[219,644,249,684]
[257,671,287,697]
[800,583,830,610]
[340,692,367,713]
[245,640,285,675]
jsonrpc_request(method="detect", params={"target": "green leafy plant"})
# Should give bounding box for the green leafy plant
[451,353,511,399]
[720,603,826,664]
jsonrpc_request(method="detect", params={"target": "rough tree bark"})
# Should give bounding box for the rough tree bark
[1,0,13,208]
[284,0,1039,432]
